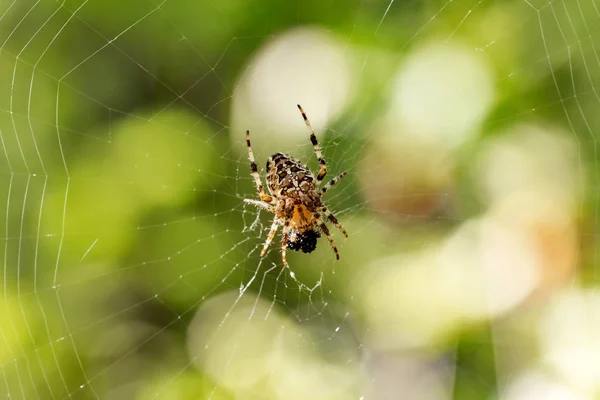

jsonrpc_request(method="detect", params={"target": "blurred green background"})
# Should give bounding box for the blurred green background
[1,0,600,399]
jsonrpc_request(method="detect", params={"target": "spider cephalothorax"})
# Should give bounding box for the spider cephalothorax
[244,104,348,268]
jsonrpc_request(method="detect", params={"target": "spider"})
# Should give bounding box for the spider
[244,104,348,268]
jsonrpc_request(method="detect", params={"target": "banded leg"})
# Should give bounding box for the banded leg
[246,130,273,202]
[321,208,348,238]
[320,171,347,195]
[260,218,280,257]
[318,221,340,260]
[297,104,327,184]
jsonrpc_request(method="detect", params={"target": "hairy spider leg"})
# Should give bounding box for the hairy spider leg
[281,226,290,268]
[297,104,327,184]
[243,199,275,212]
[320,207,348,238]
[320,171,347,195]
[316,217,340,259]
[259,202,284,256]
[246,130,273,202]
[261,218,280,257]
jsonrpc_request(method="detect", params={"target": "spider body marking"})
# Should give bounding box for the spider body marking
[244,104,348,268]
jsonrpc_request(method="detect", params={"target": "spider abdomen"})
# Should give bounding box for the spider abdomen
[266,153,317,200]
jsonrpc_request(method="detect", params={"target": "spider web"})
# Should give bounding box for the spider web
[0,0,598,399]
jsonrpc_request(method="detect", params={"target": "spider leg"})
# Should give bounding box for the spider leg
[281,225,290,268]
[244,199,275,213]
[297,104,327,185]
[316,218,340,260]
[320,171,347,196]
[321,207,348,238]
[246,130,273,202]
[260,218,280,257]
